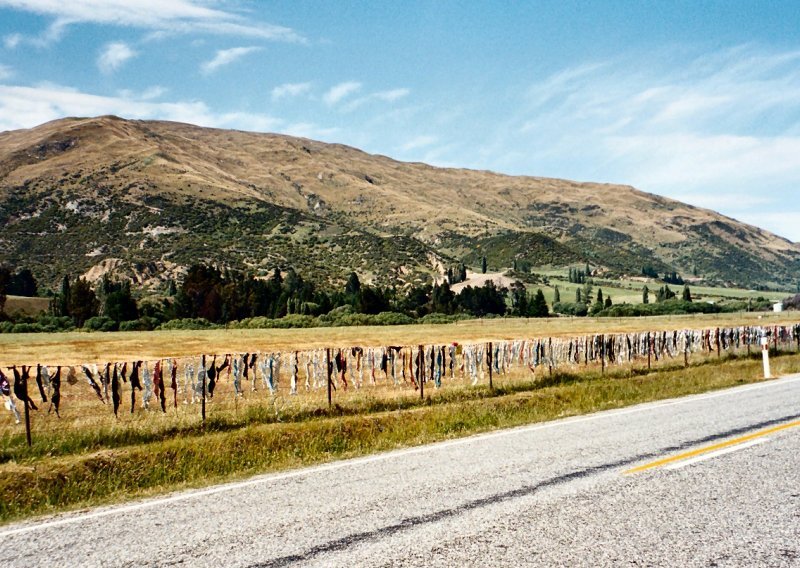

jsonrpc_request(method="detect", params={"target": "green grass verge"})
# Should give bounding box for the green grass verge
[1,352,798,524]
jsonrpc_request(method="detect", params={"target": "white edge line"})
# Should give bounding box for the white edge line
[664,438,769,470]
[1,373,799,537]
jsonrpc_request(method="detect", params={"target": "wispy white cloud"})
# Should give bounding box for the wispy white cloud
[736,212,800,243]
[323,81,361,105]
[281,122,339,141]
[271,81,312,101]
[0,63,12,80]
[97,41,136,74]
[342,87,410,112]
[452,45,800,240]
[140,85,167,100]
[401,135,437,152]
[3,33,22,49]
[117,85,167,101]
[201,46,260,75]
[0,82,334,143]
[0,0,305,45]
[0,83,215,130]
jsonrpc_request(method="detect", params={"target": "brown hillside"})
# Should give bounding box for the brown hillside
[1,116,797,290]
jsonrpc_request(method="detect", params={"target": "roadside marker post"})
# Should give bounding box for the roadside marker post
[761,336,772,379]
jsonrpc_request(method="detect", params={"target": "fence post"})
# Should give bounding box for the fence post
[201,355,206,426]
[488,342,493,389]
[22,367,32,447]
[418,345,424,400]
[600,335,605,375]
[716,328,721,359]
[326,348,332,409]
[647,332,651,370]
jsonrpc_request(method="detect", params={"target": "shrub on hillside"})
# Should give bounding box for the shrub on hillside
[418,313,472,325]
[83,316,118,332]
[119,317,159,332]
[157,318,216,331]
[553,302,588,317]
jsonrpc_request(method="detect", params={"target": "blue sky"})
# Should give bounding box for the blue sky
[1,1,799,241]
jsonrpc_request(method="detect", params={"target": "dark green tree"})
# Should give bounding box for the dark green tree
[345,272,361,297]
[509,282,529,316]
[69,278,99,327]
[7,268,37,297]
[103,279,138,322]
[642,285,649,304]
[456,281,506,317]
[58,275,71,317]
[481,256,487,274]
[682,284,692,302]
[553,285,561,303]
[530,289,549,318]
[356,285,389,314]
[0,265,9,314]
[432,282,456,314]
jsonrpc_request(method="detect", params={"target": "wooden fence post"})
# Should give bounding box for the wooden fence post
[326,348,332,409]
[201,355,206,426]
[418,345,424,400]
[488,342,493,389]
[647,332,651,370]
[600,335,605,375]
[22,367,32,447]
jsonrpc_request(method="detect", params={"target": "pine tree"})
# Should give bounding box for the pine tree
[59,274,71,317]
[596,289,603,305]
[481,256,487,274]
[553,285,561,303]
[575,288,582,303]
[69,278,99,327]
[682,284,692,302]
[604,296,612,308]
[642,285,649,305]
[531,289,549,317]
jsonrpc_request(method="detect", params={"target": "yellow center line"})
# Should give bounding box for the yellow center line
[624,419,800,475]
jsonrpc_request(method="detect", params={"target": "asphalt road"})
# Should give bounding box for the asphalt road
[3,374,800,567]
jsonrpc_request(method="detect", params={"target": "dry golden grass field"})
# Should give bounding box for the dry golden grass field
[1,312,799,522]
[1,312,797,366]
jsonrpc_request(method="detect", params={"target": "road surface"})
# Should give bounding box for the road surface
[2,374,800,567]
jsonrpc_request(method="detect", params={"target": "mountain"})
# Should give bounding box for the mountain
[1,115,798,292]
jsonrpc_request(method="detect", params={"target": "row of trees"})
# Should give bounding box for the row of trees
[0,266,38,313]
[568,265,592,284]
[642,284,692,304]
[173,267,536,323]
[3,264,556,329]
